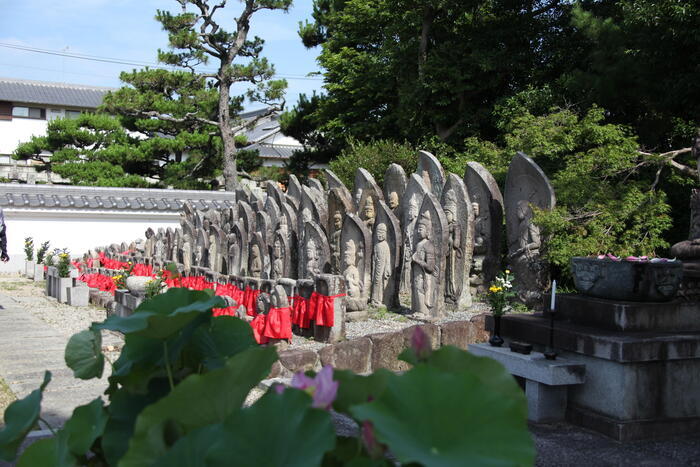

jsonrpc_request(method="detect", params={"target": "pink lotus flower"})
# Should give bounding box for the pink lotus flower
[411,326,432,360]
[289,366,339,410]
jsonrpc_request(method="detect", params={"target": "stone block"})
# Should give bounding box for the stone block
[33,264,45,281]
[368,332,411,372]
[440,321,470,349]
[279,349,320,374]
[67,287,89,307]
[469,313,490,343]
[125,293,143,311]
[526,380,567,422]
[266,360,289,379]
[319,337,372,374]
[25,260,35,279]
[468,344,585,386]
[57,277,73,304]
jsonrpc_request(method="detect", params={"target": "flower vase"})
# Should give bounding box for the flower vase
[489,314,504,347]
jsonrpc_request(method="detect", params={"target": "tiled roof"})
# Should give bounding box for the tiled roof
[0,183,235,212]
[0,77,114,109]
[247,142,303,160]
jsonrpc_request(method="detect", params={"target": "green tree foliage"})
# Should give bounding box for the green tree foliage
[15,1,291,190]
[562,1,700,150]
[292,0,571,151]
[13,113,158,187]
[328,139,417,188]
[154,0,291,191]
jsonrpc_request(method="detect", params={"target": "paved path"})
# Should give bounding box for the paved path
[0,292,112,429]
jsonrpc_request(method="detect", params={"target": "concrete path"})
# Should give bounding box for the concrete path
[0,292,112,429]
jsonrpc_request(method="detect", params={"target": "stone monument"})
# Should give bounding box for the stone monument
[464,161,504,295]
[383,163,407,216]
[441,174,474,309]
[371,200,402,309]
[504,152,556,308]
[399,174,430,295]
[416,150,445,199]
[341,213,372,313]
[411,193,448,317]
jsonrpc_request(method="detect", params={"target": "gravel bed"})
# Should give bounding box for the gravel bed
[0,276,124,351]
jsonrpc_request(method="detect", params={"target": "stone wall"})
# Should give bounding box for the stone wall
[268,314,489,378]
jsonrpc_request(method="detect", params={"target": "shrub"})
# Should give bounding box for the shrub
[328,139,417,188]
[23,238,34,262]
[36,241,50,264]
[56,249,71,278]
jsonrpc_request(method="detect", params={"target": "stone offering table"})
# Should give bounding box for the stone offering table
[469,343,585,423]
[492,293,700,441]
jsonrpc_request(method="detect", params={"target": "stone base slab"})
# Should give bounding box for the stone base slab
[567,405,700,442]
[553,294,700,332]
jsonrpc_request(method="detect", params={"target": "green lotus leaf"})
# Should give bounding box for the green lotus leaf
[65,329,104,380]
[93,288,224,339]
[205,389,335,467]
[120,346,277,467]
[0,371,51,462]
[351,365,534,467]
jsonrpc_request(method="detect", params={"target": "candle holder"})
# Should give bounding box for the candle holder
[544,300,557,360]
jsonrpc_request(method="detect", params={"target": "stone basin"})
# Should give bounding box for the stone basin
[570,257,683,302]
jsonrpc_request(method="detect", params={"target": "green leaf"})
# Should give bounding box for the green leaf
[65,329,104,380]
[0,371,51,462]
[351,366,534,467]
[101,388,167,466]
[62,398,108,455]
[331,369,391,415]
[206,390,335,467]
[424,346,525,401]
[150,424,222,467]
[19,398,109,466]
[93,288,224,339]
[16,432,75,467]
[121,346,277,467]
[188,316,257,370]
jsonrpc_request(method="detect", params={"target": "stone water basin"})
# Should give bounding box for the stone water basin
[570,257,683,302]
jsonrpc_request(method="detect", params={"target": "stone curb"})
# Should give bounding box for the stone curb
[269,313,489,377]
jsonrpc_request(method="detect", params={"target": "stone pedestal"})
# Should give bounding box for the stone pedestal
[57,277,74,304]
[313,274,346,344]
[67,286,89,307]
[25,260,35,279]
[492,294,700,441]
[469,343,584,423]
[33,264,45,282]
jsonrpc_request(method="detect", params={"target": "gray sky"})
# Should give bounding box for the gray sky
[0,0,324,109]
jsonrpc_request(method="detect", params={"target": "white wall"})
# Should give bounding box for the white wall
[0,208,179,273]
[0,118,48,155]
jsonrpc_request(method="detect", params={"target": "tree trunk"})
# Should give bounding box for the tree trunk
[418,7,433,80]
[219,79,238,191]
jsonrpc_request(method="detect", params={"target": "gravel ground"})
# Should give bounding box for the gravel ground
[0,276,123,360]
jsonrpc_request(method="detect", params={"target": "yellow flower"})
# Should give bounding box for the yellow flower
[489,285,503,293]
[505,269,510,274]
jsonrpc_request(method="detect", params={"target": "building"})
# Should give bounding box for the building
[238,108,308,168]
[0,77,114,183]
[0,77,318,183]
[0,182,235,273]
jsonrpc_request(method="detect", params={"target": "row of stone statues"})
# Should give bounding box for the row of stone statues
[103,150,557,316]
